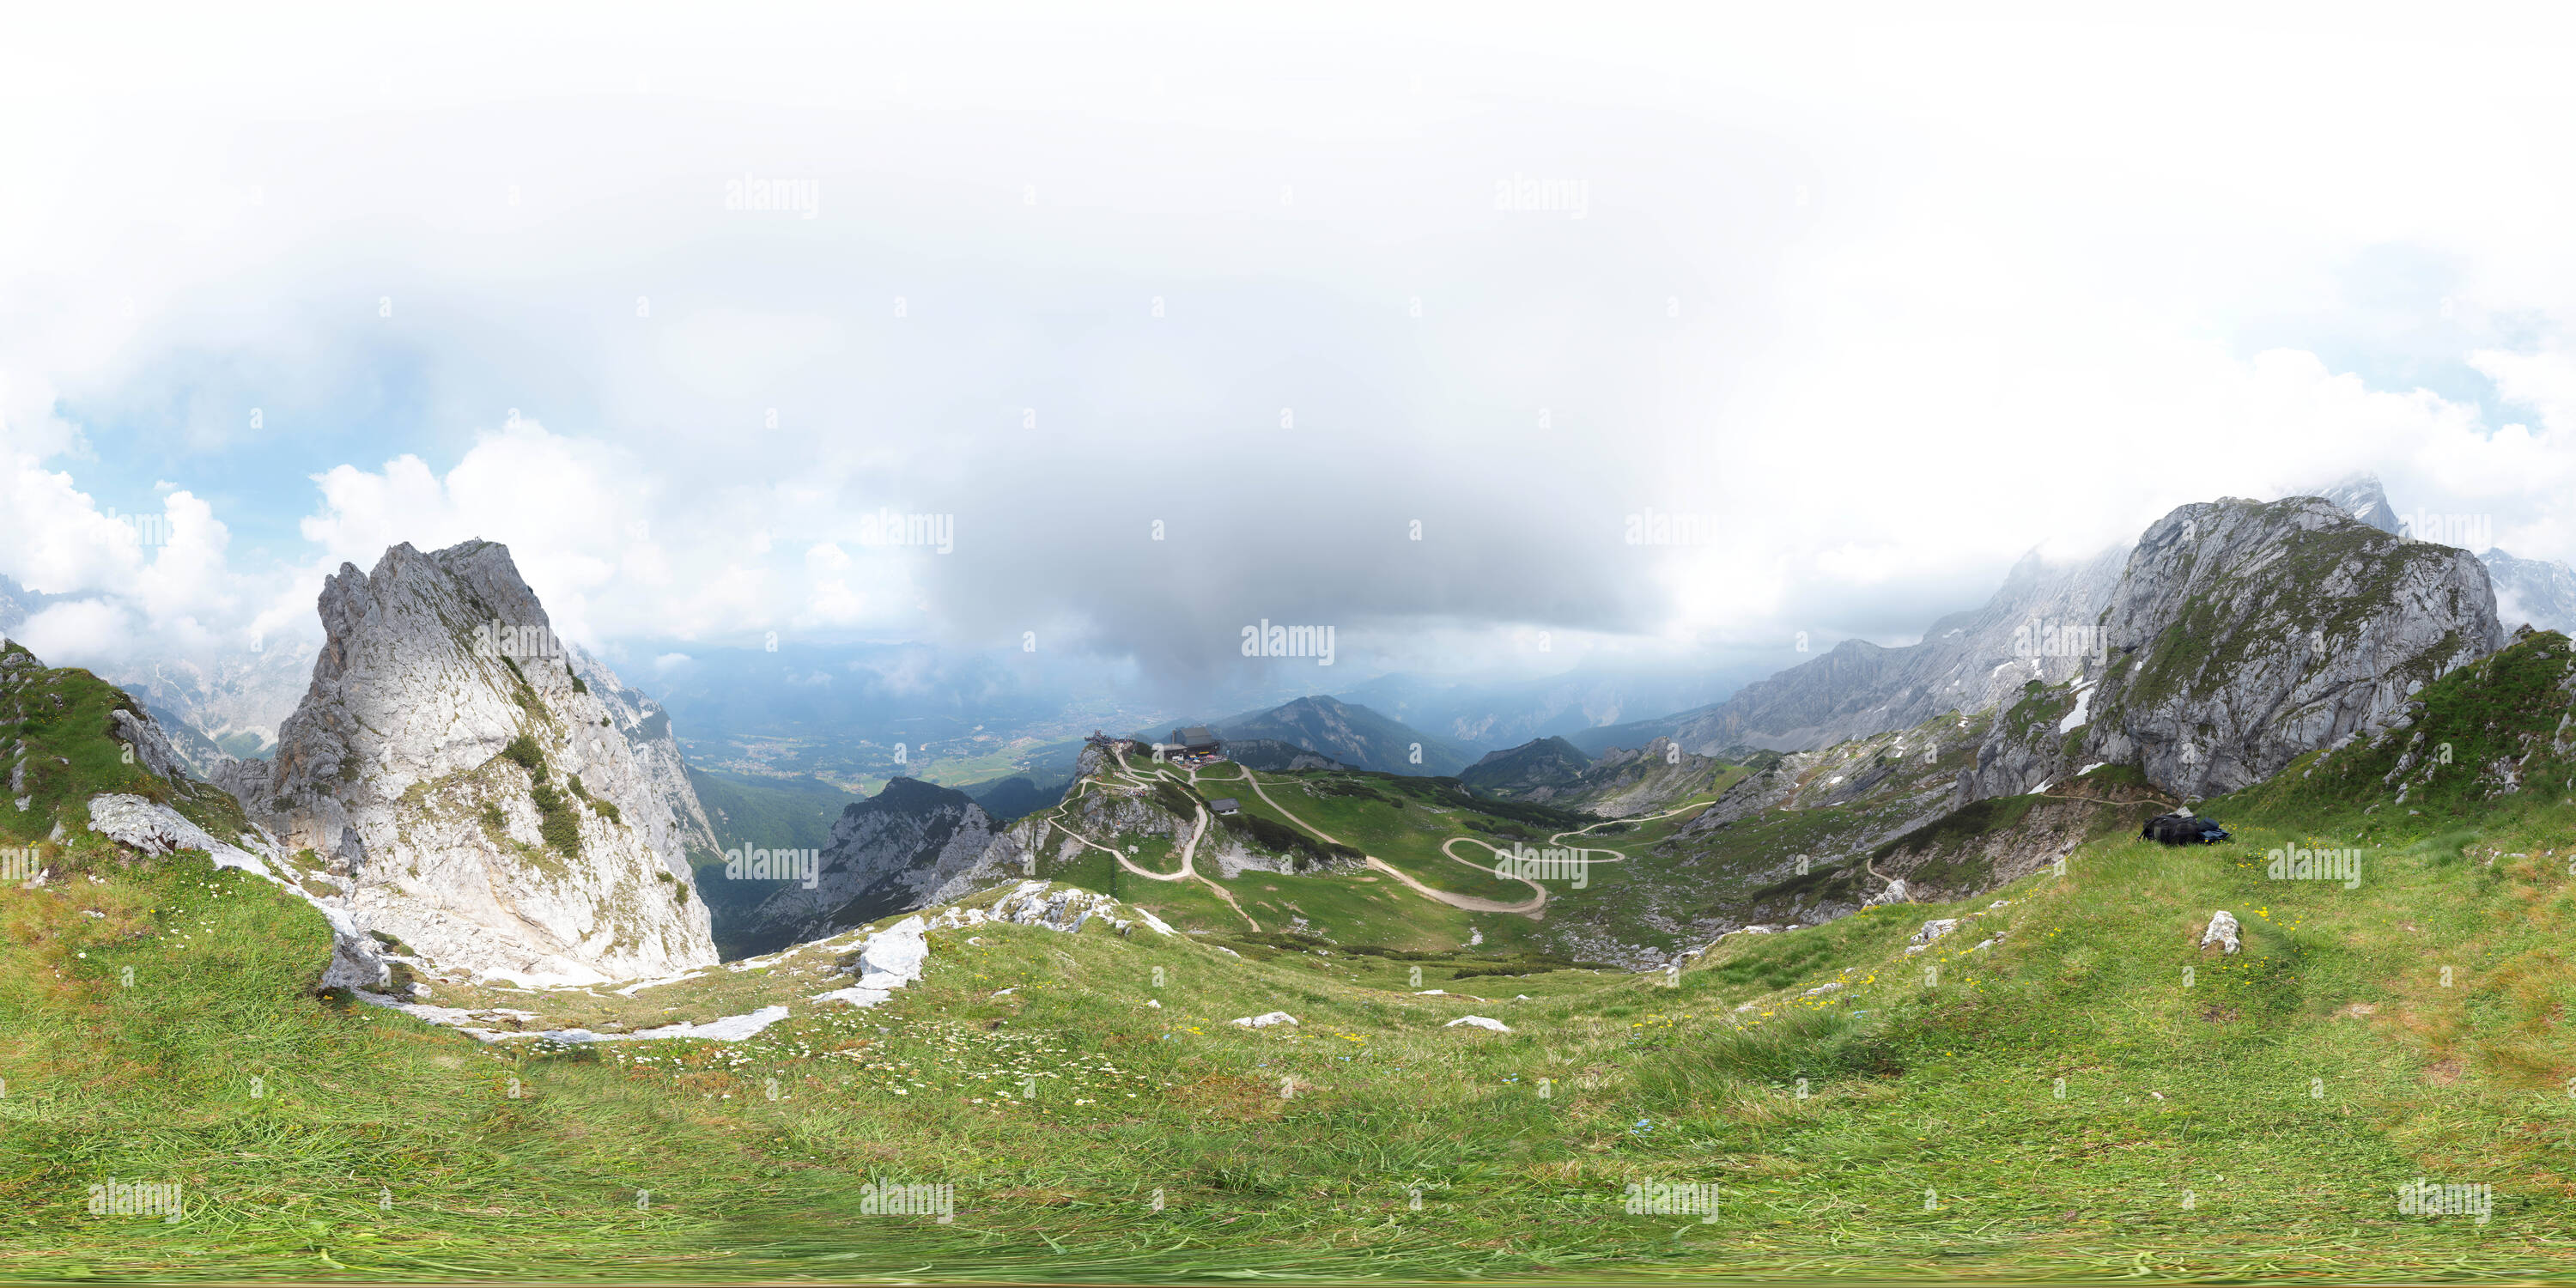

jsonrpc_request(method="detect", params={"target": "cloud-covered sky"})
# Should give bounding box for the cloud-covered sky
[9,3,2576,704]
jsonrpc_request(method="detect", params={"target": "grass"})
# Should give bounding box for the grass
[20,649,2576,1279]
[16,811,2576,1281]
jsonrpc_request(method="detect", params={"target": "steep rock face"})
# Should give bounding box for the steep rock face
[729,777,1024,957]
[568,647,720,877]
[224,541,718,984]
[1662,544,2131,753]
[1573,738,1729,817]
[1967,497,2504,800]
[2480,549,2576,635]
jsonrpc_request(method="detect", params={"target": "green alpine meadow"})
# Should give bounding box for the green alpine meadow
[15,10,2576,1283]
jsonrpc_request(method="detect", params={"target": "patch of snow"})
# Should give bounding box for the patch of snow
[1445,1015,1511,1032]
[1414,989,1449,995]
[2077,762,2107,776]
[2058,683,2093,733]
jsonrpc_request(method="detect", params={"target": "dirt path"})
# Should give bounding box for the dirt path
[1047,780,1258,931]
[1234,766,1552,916]
[1100,752,1717,927]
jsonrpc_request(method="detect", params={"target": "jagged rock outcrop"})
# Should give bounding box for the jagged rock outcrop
[222,541,719,985]
[1659,544,2132,754]
[730,777,1026,957]
[2481,549,2576,636]
[1966,497,2505,800]
[569,647,719,876]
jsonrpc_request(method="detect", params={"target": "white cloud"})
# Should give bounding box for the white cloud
[19,5,2576,695]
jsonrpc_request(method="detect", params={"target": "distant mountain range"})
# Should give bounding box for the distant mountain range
[1565,542,2132,756]
[1458,733,1736,817]
[1555,474,2576,758]
[1139,695,1479,776]
[1457,736,1594,796]
[1330,663,1769,751]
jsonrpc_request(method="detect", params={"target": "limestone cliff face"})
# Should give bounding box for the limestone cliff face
[568,647,720,877]
[1965,497,2505,800]
[224,541,717,984]
[726,777,1024,957]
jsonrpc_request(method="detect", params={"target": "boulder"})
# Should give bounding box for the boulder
[2201,910,2242,955]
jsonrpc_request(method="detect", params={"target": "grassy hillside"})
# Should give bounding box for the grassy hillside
[14,639,2576,1279]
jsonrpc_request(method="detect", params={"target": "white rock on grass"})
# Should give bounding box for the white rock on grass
[1445,1015,1511,1032]
[86,793,273,879]
[811,986,895,1009]
[2202,910,2243,955]
[1230,1012,1297,1028]
[538,1005,792,1044]
[1911,918,1962,945]
[853,915,930,989]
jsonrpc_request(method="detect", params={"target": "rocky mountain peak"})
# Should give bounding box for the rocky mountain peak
[223,539,718,984]
[2297,472,2403,535]
[1967,495,2504,800]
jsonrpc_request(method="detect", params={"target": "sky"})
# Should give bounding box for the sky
[9,2,2576,709]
